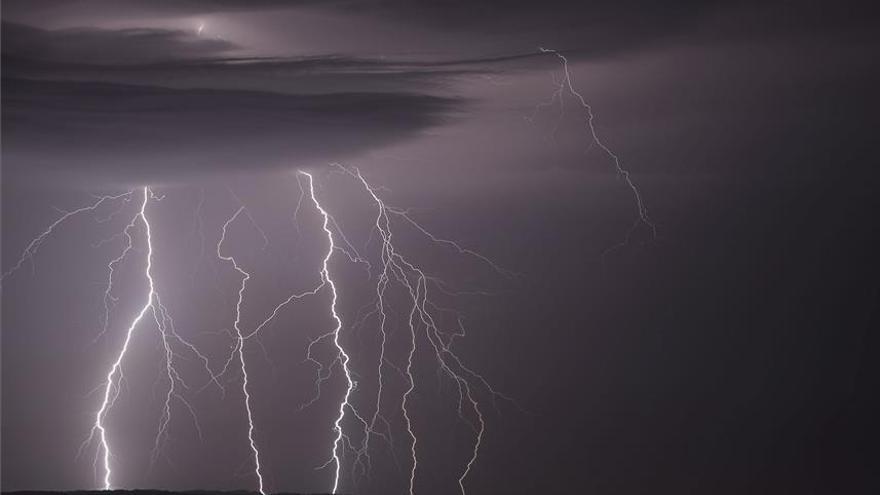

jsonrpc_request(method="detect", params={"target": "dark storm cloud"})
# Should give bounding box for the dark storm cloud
[0,21,472,185]
[0,0,308,17]
[1,53,516,96]
[1,22,535,95]
[1,22,236,65]
[5,1,875,61]
[1,77,462,184]
[4,0,706,59]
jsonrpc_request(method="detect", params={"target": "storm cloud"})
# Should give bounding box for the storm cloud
[1,21,468,184]
[1,22,502,95]
[2,77,461,184]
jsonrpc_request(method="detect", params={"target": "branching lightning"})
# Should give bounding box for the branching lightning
[7,178,513,494]
[215,206,266,495]
[87,187,157,489]
[69,187,218,488]
[1,192,134,284]
[535,47,656,248]
[2,47,652,495]
[294,165,514,495]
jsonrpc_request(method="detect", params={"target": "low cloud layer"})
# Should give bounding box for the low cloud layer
[2,0,876,186]
[1,21,468,185]
[2,22,237,64]
[2,77,461,184]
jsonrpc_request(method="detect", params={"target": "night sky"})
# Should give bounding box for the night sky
[2,1,879,494]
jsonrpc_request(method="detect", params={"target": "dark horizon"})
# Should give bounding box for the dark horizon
[2,491,318,494]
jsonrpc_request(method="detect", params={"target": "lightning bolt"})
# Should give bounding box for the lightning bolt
[87,186,156,489]
[9,173,511,494]
[71,186,218,488]
[3,47,660,494]
[345,166,488,495]
[535,47,656,248]
[299,171,355,494]
[297,166,513,495]
[216,206,266,495]
[149,292,211,469]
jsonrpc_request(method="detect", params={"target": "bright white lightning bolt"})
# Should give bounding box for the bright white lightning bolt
[72,186,217,488]
[88,186,156,490]
[4,168,520,495]
[7,172,511,494]
[216,206,266,495]
[297,165,513,495]
[300,171,354,495]
[535,47,656,248]
[3,47,658,493]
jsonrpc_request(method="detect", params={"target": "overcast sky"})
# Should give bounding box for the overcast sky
[2,1,879,494]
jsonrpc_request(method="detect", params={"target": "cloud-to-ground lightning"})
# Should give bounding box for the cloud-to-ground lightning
[346,166,490,495]
[215,206,266,495]
[87,187,156,489]
[299,171,355,494]
[206,192,342,493]
[293,165,514,495]
[3,48,653,495]
[69,187,218,488]
[5,171,515,494]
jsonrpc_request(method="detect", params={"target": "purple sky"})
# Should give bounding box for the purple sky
[2,1,879,494]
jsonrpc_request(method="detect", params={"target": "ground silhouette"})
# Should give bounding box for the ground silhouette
[3,491,333,495]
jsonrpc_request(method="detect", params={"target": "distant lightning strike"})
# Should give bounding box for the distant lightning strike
[536,47,656,247]
[349,166,488,495]
[294,165,512,495]
[216,206,266,495]
[89,187,156,490]
[207,195,339,494]
[299,171,354,494]
[3,47,648,495]
[11,175,511,494]
[60,187,217,488]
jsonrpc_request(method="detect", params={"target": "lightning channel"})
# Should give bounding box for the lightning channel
[299,171,354,494]
[216,206,266,495]
[77,186,219,487]
[536,47,656,248]
[300,164,512,495]
[87,187,156,489]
